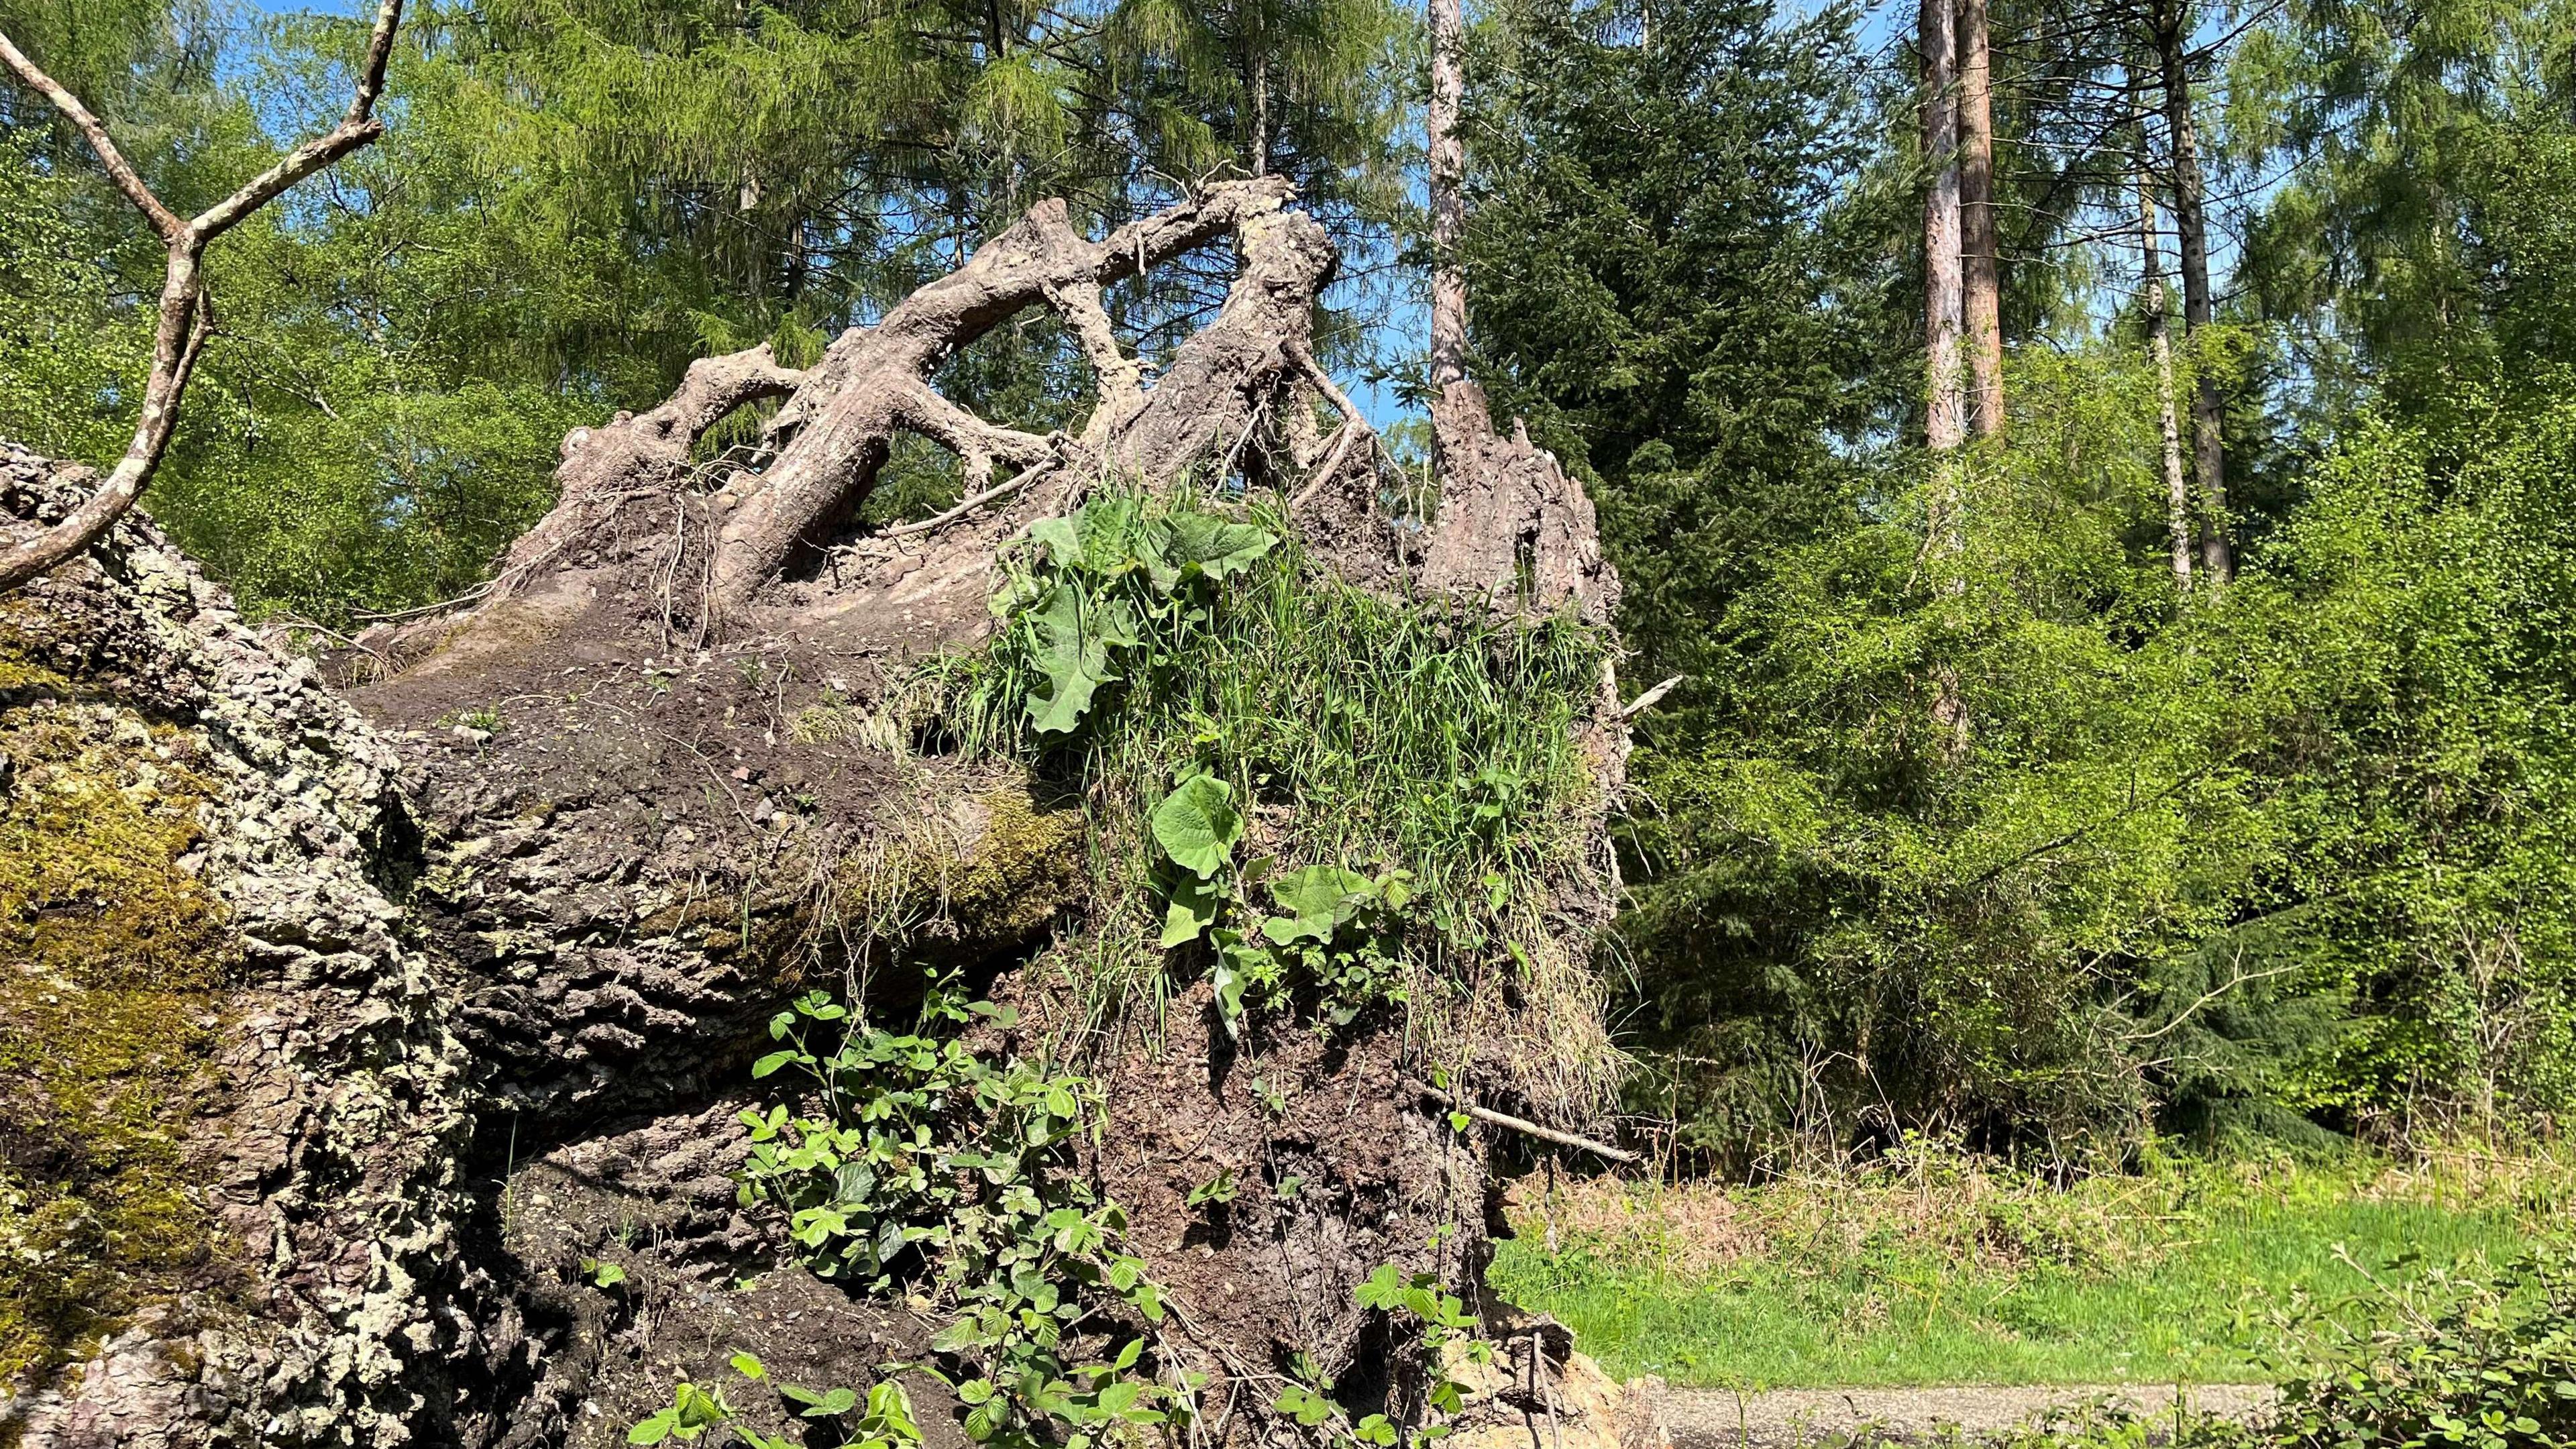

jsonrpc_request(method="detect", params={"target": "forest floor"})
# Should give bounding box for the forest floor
[1487,1142,2574,1391]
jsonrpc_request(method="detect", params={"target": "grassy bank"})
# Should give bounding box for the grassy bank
[1486,1144,2574,1389]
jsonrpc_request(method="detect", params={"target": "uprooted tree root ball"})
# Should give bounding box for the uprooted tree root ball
[0,181,1660,1449]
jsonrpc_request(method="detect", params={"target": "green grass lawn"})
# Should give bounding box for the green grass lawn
[1486,1148,2570,1390]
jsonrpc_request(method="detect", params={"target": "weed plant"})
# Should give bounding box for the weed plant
[902,489,1622,1116]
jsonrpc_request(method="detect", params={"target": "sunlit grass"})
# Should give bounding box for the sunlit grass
[1487,1144,2576,1389]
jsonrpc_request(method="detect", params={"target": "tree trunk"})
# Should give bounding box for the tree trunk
[1957,0,2004,438]
[1427,0,1468,392]
[2154,0,2234,584]
[1921,0,1970,755]
[1920,0,1967,464]
[2137,160,2193,592]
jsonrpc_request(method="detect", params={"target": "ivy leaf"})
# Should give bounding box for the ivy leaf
[1150,775,1242,878]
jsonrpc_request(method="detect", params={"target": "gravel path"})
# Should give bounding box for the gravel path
[1660,1383,2280,1446]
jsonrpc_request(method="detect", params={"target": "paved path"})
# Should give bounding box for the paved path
[1661,1383,2279,1447]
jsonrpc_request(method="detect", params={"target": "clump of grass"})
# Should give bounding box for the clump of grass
[901,487,1623,1117]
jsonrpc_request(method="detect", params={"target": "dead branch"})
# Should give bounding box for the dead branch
[1401,1077,1640,1164]
[0,0,406,592]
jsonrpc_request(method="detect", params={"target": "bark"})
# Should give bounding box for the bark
[2153,0,2235,584]
[1414,0,1617,629]
[1920,0,1967,464]
[1957,0,2005,438]
[0,0,405,594]
[1921,0,1970,755]
[1427,0,1469,392]
[2137,161,2194,592]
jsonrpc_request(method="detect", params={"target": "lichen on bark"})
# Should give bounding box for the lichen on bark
[0,669,234,1389]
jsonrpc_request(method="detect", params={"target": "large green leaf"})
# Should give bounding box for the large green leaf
[1022,584,1137,734]
[1267,864,1375,938]
[1150,774,1242,878]
[1160,872,1224,947]
[1166,513,1277,582]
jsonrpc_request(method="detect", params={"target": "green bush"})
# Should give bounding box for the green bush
[2267,1244,2576,1449]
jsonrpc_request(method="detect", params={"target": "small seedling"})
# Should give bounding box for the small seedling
[1187,1169,1238,1208]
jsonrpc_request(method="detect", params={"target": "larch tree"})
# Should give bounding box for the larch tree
[1959,0,2005,437]
[2149,0,2233,582]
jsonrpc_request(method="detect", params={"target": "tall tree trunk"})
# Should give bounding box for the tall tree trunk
[2138,160,2192,591]
[1250,46,1269,174]
[1921,0,1966,465]
[1427,0,1468,390]
[1922,0,1970,756]
[1958,0,2004,437]
[2154,0,2234,584]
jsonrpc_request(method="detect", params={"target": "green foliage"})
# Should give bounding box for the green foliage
[737,983,1187,1449]
[628,1356,923,1449]
[1489,1144,2576,1391]
[1271,1265,1489,1446]
[2267,1244,2576,1449]
[1462,0,1906,695]
[922,490,1615,1101]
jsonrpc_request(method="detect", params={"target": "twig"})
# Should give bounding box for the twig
[1399,1078,1639,1163]
[1618,675,1683,720]
[882,458,1051,538]
[354,581,492,623]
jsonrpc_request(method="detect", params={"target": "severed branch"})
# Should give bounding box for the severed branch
[1400,1077,1640,1164]
[706,178,1311,607]
[0,0,407,592]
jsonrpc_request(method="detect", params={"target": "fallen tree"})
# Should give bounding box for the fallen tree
[1,178,1656,1449]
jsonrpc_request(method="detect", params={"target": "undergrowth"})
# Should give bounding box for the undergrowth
[633,488,1623,1449]
[898,488,1619,1112]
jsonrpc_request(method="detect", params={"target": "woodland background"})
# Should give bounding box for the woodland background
[6,0,2575,1173]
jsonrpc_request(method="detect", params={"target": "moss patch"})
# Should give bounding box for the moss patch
[841,775,1086,956]
[0,693,235,1389]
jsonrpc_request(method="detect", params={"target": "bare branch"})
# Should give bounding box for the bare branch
[1042,278,1145,441]
[0,0,407,594]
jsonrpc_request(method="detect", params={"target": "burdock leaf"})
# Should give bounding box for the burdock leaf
[1150,775,1242,878]
[1167,514,1277,581]
[1161,873,1224,947]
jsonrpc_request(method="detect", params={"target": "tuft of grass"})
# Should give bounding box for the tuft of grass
[902,488,1623,1116]
[1489,1142,2576,1389]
